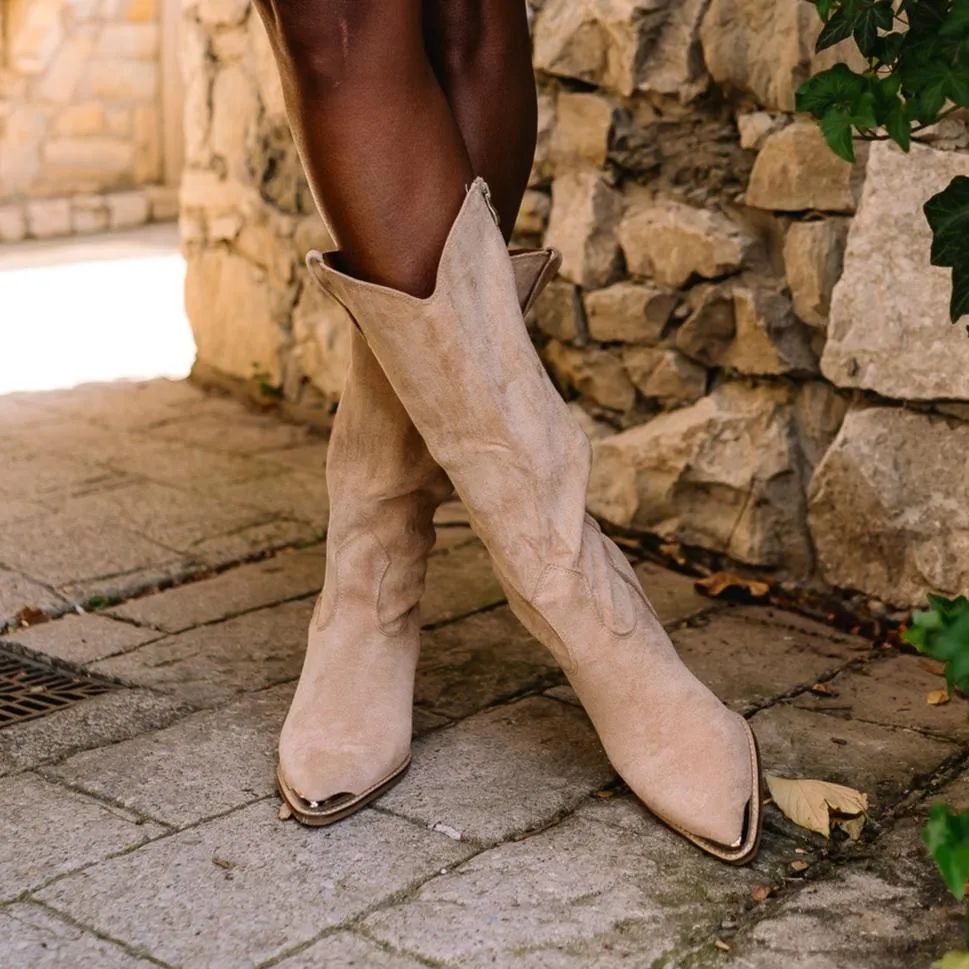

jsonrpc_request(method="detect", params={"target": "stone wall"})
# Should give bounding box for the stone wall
[0,0,179,240]
[182,0,969,607]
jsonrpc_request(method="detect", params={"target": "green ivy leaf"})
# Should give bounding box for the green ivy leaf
[941,0,969,38]
[924,178,969,322]
[820,108,857,161]
[933,953,969,969]
[796,63,869,117]
[885,98,912,148]
[815,0,838,20]
[818,8,856,50]
[925,802,969,900]
[854,0,896,56]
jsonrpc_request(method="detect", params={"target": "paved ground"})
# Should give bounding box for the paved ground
[1,375,966,969]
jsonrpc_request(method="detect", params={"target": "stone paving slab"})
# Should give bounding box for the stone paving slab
[0,772,165,901]
[277,931,428,969]
[39,803,473,969]
[0,690,190,779]
[149,409,317,454]
[381,697,613,844]
[416,606,560,719]
[365,797,773,969]
[0,903,158,969]
[204,470,331,530]
[3,612,161,665]
[0,568,66,625]
[108,545,326,634]
[0,511,179,588]
[672,611,872,712]
[0,451,123,500]
[45,686,291,828]
[634,560,720,626]
[90,598,314,708]
[790,653,969,744]
[420,540,506,627]
[190,519,318,570]
[752,702,959,817]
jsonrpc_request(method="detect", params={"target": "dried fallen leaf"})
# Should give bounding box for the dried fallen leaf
[278,803,293,821]
[695,571,770,601]
[789,860,809,873]
[212,856,234,870]
[750,884,773,903]
[810,682,838,697]
[927,688,951,706]
[765,775,868,838]
[15,606,49,627]
[714,939,731,952]
[835,814,867,841]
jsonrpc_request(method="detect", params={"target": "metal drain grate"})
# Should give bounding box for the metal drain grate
[0,646,115,728]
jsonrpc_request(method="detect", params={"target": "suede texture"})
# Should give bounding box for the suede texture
[278,248,558,807]
[307,181,755,848]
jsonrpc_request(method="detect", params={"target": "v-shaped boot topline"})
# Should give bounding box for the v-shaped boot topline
[306,179,763,862]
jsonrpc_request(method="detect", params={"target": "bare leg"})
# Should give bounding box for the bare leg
[252,0,475,297]
[423,0,537,241]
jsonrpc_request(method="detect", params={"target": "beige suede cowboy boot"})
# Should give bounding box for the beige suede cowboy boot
[277,249,561,825]
[306,179,763,862]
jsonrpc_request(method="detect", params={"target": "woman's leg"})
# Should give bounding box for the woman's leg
[422,0,537,239]
[252,0,475,296]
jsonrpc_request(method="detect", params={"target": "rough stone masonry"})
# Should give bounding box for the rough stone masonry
[180,0,969,608]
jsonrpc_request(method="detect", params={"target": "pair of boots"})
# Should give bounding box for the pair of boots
[277,181,762,864]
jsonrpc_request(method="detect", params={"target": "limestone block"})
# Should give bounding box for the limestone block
[746,121,863,214]
[783,219,848,330]
[737,112,785,151]
[530,89,556,185]
[210,65,258,176]
[548,92,615,172]
[585,281,676,344]
[83,60,157,101]
[545,341,636,412]
[674,285,736,367]
[5,0,65,75]
[96,23,159,58]
[0,106,46,194]
[195,0,250,26]
[0,205,27,243]
[248,13,287,121]
[72,194,109,234]
[721,281,818,375]
[133,104,161,182]
[700,0,864,111]
[808,408,969,605]
[25,198,71,238]
[514,189,550,238]
[107,190,150,229]
[623,347,707,405]
[293,213,334,255]
[43,138,134,184]
[33,30,96,104]
[52,102,104,137]
[104,106,132,137]
[589,382,810,570]
[531,280,587,343]
[123,0,157,21]
[292,278,353,401]
[147,185,180,221]
[211,26,249,62]
[545,172,623,289]
[533,0,708,100]
[794,380,847,469]
[182,67,211,166]
[822,142,969,401]
[185,249,287,384]
[619,197,755,287]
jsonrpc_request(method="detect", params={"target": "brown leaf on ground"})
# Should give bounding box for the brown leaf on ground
[835,814,867,841]
[766,775,868,838]
[751,884,773,903]
[790,859,809,872]
[927,688,951,706]
[278,803,293,821]
[714,939,731,952]
[15,606,50,627]
[695,571,770,601]
[659,542,690,568]
[810,682,839,697]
